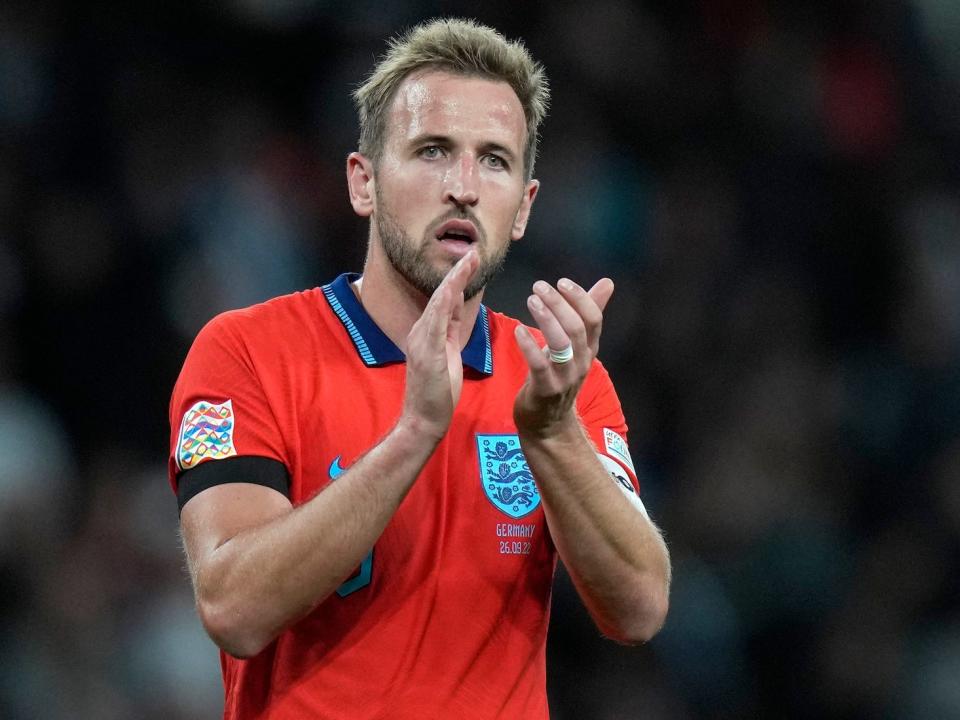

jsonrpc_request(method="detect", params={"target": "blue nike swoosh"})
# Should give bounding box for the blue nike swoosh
[328,456,346,479]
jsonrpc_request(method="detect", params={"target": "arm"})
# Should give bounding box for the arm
[513,279,670,644]
[179,251,480,659]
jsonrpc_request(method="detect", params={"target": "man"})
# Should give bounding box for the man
[168,18,670,719]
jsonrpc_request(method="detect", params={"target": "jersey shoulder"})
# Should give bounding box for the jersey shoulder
[209,287,328,333]
[191,287,333,355]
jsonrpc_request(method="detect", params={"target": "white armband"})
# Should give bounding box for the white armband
[596,452,648,519]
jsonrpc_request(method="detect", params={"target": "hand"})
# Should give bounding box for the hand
[401,251,480,441]
[513,277,615,438]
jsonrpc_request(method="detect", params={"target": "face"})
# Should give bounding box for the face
[350,70,539,300]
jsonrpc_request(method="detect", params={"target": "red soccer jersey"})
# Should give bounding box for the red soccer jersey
[168,273,642,720]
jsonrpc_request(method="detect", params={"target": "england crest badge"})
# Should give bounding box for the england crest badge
[476,434,540,518]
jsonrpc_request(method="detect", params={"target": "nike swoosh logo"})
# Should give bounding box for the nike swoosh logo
[328,456,346,479]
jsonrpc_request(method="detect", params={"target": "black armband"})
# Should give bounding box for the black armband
[177,456,290,513]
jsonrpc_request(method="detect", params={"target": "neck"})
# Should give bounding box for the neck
[354,243,484,354]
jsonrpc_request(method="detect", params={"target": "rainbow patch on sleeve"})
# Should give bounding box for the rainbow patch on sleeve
[177,399,237,471]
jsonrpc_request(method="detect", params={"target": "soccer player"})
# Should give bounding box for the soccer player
[169,18,670,719]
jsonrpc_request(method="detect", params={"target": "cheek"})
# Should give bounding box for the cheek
[389,166,447,201]
[494,190,527,229]
[380,172,420,209]
[482,173,524,204]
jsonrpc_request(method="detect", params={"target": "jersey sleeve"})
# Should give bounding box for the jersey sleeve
[575,360,648,515]
[167,311,288,494]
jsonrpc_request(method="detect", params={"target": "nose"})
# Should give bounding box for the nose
[443,153,479,207]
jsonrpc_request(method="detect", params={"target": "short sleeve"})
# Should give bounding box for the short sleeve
[576,360,642,500]
[167,312,287,494]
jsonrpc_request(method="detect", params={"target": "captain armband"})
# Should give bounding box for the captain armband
[595,452,649,519]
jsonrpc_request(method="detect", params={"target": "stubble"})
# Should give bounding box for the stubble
[375,187,511,302]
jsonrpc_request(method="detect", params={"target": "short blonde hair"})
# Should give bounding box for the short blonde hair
[354,18,550,179]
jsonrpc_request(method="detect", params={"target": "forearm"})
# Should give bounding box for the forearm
[191,417,438,657]
[519,418,670,643]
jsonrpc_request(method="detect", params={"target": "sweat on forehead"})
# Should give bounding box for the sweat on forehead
[352,19,550,178]
[385,70,526,139]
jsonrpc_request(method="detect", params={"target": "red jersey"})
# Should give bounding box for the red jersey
[168,273,641,720]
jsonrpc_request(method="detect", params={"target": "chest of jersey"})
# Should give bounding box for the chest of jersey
[291,358,552,597]
[281,347,554,614]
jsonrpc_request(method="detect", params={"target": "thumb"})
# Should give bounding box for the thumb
[447,290,464,337]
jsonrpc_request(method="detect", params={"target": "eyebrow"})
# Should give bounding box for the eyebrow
[480,142,517,162]
[407,134,518,162]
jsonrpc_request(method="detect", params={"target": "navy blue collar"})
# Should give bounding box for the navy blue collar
[321,273,493,375]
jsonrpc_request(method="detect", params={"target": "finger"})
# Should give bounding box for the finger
[587,278,615,312]
[420,251,475,338]
[424,284,452,347]
[556,278,607,352]
[439,249,479,297]
[527,293,570,354]
[532,281,587,357]
[513,324,554,384]
[447,289,464,342]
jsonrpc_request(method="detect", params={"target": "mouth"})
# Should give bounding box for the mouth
[435,219,479,246]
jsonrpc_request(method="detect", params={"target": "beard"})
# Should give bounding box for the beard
[375,189,511,302]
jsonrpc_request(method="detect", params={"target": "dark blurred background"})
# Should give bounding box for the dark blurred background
[3,1,960,718]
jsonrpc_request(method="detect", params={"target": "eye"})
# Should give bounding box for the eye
[483,154,508,170]
[419,145,444,160]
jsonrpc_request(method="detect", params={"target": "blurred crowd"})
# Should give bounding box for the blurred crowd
[2,1,960,718]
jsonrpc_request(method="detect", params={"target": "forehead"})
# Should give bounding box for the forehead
[384,70,526,151]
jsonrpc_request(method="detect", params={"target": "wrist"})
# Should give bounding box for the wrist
[515,410,582,443]
[395,412,449,447]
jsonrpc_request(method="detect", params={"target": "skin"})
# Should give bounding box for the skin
[179,70,670,659]
[348,70,538,351]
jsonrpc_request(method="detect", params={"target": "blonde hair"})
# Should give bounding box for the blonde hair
[353,18,550,179]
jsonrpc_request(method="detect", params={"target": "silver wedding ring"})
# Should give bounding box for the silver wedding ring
[548,345,574,364]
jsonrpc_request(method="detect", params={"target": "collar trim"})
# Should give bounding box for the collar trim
[321,273,494,375]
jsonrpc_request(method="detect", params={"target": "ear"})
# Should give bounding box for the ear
[347,152,375,217]
[510,179,540,241]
